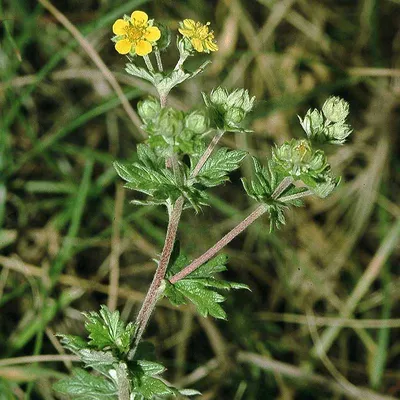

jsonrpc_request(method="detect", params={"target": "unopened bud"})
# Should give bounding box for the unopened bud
[322,96,349,122]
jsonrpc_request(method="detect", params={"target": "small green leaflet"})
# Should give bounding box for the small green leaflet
[191,147,247,187]
[126,60,211,100]
[164,246,249,319]
[83,305,135,354]
[129,360,174,399]
[241,157,306,231]
[53,368,117,400]
[114,144,207,211]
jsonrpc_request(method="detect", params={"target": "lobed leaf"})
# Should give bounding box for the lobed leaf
[53,368,117,400]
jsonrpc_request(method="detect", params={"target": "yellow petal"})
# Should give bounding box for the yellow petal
[178,28,194,38]
[191,38,204,52]
[135,40,152,56]
[145,26,161,42]
[115,39,132,54]
[206,40,218,52]
[113,19,129,35]
[182,19,196,30]
[131,10,148,25]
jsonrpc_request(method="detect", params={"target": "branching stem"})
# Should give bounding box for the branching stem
[129,195,184,359]
[169,177,295,284]
[130,130,227,356]
[169,204,268,283]
[174,52,189,70]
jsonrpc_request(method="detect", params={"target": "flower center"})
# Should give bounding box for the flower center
[124,24,146,43]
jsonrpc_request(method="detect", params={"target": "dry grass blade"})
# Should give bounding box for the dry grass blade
[312,218,400,357]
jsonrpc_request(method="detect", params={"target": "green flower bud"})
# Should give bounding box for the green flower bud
[157,108,184,137]
[225,107,246,125]
[177,36,194,56]
[226,89,255,112]
[137,97,161,123]
[298,109,324,139]
[184,111,208,134]
[325,122,353,145]
[308,150,327,172]
[322,96,349,122]
[291,140,312,164]
[226,89,245,109]
[273,139,329,178]
[209,87,228,106]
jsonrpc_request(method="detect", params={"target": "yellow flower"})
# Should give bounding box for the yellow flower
[178,19,218,53]
[112,10,161,56]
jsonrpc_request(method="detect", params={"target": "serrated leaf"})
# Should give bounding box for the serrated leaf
[125,63,155,84]
[78,349,117,370]
[136,360,166,375]
[179,388,202,396]
[58,334,87,354]
[188,253,228,277]
[133,376,175,399]
[165,252,248,319]
[53,368,117,399]
[83,305,134,354]
[187,278,250,291]
[193,148,247,187]
[174,280,227,319]
[164,280,187,306]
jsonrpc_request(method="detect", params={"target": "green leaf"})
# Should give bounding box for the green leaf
[241,157,301,231]
[115,144,207,210]
[53,368,117,400]
[175,280,227,319]
[133,375,175,399]
[188,253,228,277]
[193,148,247,187]
[164,252,249,319]
[136,360,166,375]
[129,358,175,400]
[78,349,117,370]
[58,334,87,354]
[83,305,135,354]
[125,63,155,84]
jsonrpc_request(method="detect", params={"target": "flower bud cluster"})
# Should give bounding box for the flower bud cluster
[298,96,352,145]
[138,97,209,154]
[272,139,339,198]
[202,87,255,132]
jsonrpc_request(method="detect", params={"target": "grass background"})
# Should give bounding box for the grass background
[1,0,400,399]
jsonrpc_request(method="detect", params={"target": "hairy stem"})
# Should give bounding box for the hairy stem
[279,189,313,203]
[143,55,154,73]
[154,49,164,72]
[169,204,268,283]
[272,176,294,199]
[174,52,189,70]
[129,131,227,355]
[169,177,295,284]
[129,196,185,359]
[190,130,224,178]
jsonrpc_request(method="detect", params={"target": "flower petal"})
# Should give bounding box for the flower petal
[135,40,152,56]
[178,28,194,38]
[182,19,196,30]
[145,26,161,42]
[206,39,218,52]
[191,38,204,52]
[112,19,129,35]
[131,10,148,25]
[115,39,132,54]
